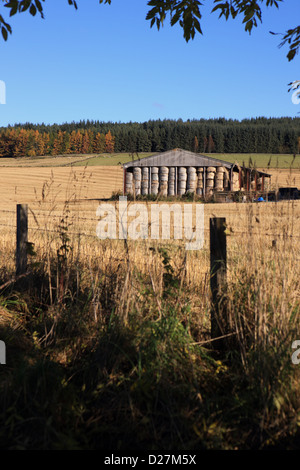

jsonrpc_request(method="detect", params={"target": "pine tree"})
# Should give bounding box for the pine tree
[52,130,64,155]
[93,132,106,153]
[194,136,199,153]
[81,130,90,154]
[105,130,115,153]
[14,128,28,157]
[207,135,215,153]
[75,130,82,153]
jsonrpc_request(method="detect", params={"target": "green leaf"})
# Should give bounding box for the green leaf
[1,27,8,41]
[20,1,32,13]
[10,4,18,17]
[287,49,297,61]
[29,4,37,16]
[34,0,43,13]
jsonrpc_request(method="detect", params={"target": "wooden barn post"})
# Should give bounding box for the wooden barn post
[210,217,227,345]
[16,204,28,276]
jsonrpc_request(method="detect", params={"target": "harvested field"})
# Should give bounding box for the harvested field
[1,160,300,451]
[258,168,300,189]
[2,164,299,207]
[0,154,101,167]
[0,166,124,207]
[0,165,299,246]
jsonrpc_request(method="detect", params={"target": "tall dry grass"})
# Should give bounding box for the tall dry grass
[0,170,300,449]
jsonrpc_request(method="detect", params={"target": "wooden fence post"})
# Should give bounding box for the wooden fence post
[210,217,227,345]
[16,204,28,276]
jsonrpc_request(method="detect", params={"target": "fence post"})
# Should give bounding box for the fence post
[210,217,227,345]
[16,204,28,276]
[0,340,6,364]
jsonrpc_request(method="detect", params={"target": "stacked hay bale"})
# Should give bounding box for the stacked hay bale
[151,167,159,195]
[196,167,204,196]
[178,167,187,195]
[168,167,176,196]
[125,162,244,198]
[133,167,142,196]
[257,177,263,191]
[250,176,256,191]
[125,171,133,194]
[232,171,240,191]
[223,168,230,190]
[159,166,169,196]
[141,167,149,195]
[206,166,216,196]
[215,166,225,191]
[187,167,197,194]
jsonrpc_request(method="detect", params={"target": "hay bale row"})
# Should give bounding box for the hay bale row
[125,171,133,193]
[178,167,187,195]
[168,167,176,196]
[133,167,142,196]
[159,166,169,196]
[151,167,159,195]
[141,167,149,195]
[187,167,197,193]
[232,172,239,191]
[196,167,204,195]
[125,165,243,196]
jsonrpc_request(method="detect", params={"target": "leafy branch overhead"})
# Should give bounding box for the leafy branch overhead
[0,0,299,60]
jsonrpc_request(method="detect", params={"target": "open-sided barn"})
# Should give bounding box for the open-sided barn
[123,149,271,198]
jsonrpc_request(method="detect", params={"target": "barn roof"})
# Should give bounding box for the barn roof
[123,149,232,169]
[123,149,271,176]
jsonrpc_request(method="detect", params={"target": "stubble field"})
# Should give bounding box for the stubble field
[0,162,299,234]
[1,156,300,450]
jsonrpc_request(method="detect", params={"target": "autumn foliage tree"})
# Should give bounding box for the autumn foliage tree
[0,127,114,157]
[105,130,115,153]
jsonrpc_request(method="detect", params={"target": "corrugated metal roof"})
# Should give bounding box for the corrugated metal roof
[123,149,233,169]
[123,149,271,176]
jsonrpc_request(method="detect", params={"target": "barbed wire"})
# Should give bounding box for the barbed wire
[0,220,299,241]
[1,201,300,243]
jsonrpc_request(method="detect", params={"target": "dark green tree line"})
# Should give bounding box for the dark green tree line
[1,117,299,156]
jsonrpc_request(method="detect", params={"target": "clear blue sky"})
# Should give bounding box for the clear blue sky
[0,0,299,127]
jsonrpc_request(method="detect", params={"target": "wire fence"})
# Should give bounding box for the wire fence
[1,202,300,242]
[0,218,299,240]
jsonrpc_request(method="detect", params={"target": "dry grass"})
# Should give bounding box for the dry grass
[259,168,300,189]
[0,163,300,449]
[0,154,102,167]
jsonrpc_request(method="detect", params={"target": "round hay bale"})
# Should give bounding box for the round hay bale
[142,168,149,181]
[206,172,215,180]
[216,166,226,173]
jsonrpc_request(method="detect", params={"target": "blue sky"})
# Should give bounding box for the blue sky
[0,0,299,126]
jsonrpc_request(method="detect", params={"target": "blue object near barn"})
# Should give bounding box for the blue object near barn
[256,197,265,202]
